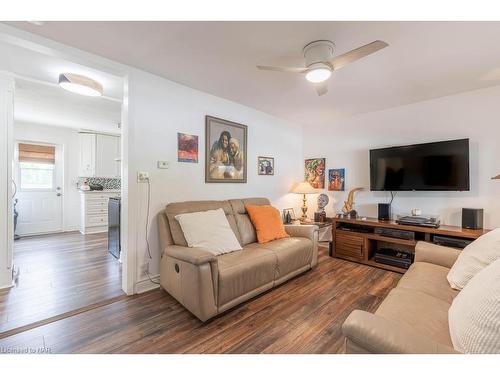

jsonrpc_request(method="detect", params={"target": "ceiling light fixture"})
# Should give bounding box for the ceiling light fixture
[305,63,332,83]
[58,73,103,97]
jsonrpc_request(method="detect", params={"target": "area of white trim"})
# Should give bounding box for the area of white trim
[0,73,14,290]
[135,274,160,294]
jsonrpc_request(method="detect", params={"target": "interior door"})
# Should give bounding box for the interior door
[14,142,63,236]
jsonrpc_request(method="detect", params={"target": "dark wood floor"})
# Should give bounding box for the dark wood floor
[0,247,400,353]
[0,232,123,335]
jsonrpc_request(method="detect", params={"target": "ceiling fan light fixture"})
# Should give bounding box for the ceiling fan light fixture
[58,73,103,97]
[305,66,332,83]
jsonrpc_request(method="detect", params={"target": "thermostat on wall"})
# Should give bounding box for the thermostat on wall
[157,161,169,169]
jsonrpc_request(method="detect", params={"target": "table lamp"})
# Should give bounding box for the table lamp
[292,182,318,221]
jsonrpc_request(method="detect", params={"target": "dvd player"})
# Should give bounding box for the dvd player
[396,215,441,228]
[374,227,415,240]
[433,235,472,249]
[374,248,413,269]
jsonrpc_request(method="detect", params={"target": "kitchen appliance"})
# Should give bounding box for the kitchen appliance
[108,197,121,259]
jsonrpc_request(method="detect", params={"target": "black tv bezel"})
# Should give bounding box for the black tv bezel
[369,138,470,192]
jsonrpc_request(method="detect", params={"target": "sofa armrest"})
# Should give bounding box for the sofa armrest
[164,245,217,265]
[414,241,461,269]
[342,310,458,354]
[284,224,319,241]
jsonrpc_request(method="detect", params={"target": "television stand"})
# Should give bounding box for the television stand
[331,217,488,274]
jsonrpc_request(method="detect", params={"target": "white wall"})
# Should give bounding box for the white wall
[127,69,304,284]
[13,122,81,231]
[303,85,500,228]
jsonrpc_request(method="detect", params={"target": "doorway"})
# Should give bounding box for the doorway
[14,141,63,236]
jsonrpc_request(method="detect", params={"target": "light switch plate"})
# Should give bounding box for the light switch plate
[137,171,149,182]
[157,161,169,169]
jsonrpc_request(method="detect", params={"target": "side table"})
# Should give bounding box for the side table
[301,220,333,255]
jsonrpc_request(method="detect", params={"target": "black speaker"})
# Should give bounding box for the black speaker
[462,208,484,230]
[378,203,391,221]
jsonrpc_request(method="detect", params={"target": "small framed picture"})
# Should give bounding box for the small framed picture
[282,208,296,224]
[258,156,274,175]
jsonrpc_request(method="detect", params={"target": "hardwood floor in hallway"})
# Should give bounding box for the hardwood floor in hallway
[0,247,400,353]
[0,232,123,336]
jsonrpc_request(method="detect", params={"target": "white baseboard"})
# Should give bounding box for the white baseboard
[135,274,160,294]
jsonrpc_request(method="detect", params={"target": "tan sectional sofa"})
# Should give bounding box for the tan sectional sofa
[342,241,462,354]
[158,197,319,321]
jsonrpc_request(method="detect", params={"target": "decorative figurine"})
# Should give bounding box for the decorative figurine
[342,187,363,217]
[314,193,329,223]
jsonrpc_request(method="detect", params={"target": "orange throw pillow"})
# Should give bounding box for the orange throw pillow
[245,205,290,244]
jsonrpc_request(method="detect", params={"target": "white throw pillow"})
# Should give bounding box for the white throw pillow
[447,228,500,290]
[448,258,500,353]
[174,208,242,255]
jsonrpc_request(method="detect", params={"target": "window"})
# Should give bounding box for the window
[17,143,56,190]
[19,162,55,190]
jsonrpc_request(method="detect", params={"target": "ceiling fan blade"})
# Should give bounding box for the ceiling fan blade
[257,65,307,73]
[330,40,388,70]
[314,81,328,96]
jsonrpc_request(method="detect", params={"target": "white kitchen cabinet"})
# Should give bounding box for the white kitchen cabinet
[79,133,96,177]
[80,190,120,234]
[96,134,120,177]
[79,133,120,177]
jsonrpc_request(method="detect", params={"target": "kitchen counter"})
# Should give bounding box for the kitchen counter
[79,189,121,194]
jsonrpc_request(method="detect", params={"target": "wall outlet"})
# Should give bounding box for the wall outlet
[157,161,169,169]
[140,263,149,275]
[137,171,149,182]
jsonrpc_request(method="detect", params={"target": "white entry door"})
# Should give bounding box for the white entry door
[14,142,63,236]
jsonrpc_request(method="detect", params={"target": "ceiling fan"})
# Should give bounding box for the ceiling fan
[257,40,388,96]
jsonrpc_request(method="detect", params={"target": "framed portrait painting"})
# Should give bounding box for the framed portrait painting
[205,116,247,183]
[328,168,345,191]
[304,158,326,189]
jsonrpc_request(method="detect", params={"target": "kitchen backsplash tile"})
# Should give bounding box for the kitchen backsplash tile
[78,177,121,190]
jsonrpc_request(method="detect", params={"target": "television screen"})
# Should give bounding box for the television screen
[370,139,470,191]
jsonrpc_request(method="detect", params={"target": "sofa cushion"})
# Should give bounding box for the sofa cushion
[449,258,500,353]
[165,200,241,246]
[229,198,270,245]
[217,245,277,306]
[256,237,313,279]
[375,288,453,347]
[174,208,242,255]
[245,205,290,244]
[397,262,459,304]
[447,228,500,290]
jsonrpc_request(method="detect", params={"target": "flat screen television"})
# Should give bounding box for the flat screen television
[370,139,470,191]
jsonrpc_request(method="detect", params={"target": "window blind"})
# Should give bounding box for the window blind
[18,143,55,164]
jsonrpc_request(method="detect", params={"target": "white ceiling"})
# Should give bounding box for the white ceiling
[15,78,122,133]
[0,39,123,133]
[7,21,500,126]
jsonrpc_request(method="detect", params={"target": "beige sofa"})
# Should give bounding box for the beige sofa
[158,197,319,321]
[342,241,462,354]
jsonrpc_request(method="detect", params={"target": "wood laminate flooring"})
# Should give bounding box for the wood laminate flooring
[0,247,400,353]
[0,232,123,335]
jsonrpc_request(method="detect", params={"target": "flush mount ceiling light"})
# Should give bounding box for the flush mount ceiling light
[58,73,103,97]
[305,63,332,83]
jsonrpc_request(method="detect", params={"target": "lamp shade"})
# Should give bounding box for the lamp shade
[291,182,318,194]
[493,174,500,180]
